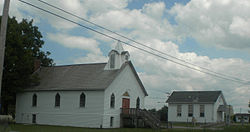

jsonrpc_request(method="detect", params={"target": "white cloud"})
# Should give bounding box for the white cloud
[170,0,250,50]
[142,2,165,20]
[4,0,250,113]
[84,0,128,16]
[45,0,87,30]
[3,0,88,30]
[127,39,250,111]
[6,0,130,30]
[89,2,175,41]
[73,53,108,64]
[47,33,101,54]
[229,17,250,38]
[88,0,250,111]
[1,0,28,22]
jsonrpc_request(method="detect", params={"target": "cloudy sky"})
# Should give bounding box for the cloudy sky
[1,0,250,112]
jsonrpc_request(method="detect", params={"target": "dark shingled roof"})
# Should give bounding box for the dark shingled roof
[25,61,148,96]
[235,113,250,117]
[166,91,222,103]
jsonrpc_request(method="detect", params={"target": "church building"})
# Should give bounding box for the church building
[15,42,148,128]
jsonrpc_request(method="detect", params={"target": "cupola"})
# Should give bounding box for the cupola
[104,41,130,70]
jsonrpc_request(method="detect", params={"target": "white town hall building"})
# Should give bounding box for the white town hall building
[167,91,228,123]
[15,42,148,128]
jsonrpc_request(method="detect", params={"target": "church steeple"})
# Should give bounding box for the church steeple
[114,40,124,54]
[104,41,130,70]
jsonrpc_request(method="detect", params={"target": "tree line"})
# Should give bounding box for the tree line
[0,16,54,115]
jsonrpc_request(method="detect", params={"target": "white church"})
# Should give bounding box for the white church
[15,42,150,128]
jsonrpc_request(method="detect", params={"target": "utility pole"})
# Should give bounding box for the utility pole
[0,0,10,114]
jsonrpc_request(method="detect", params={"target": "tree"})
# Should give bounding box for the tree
[147,106,168,122]
[148,108,157,114]
[0,16,54,114]
[157,106,168,121]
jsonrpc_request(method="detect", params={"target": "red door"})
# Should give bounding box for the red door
[122,98,130,114]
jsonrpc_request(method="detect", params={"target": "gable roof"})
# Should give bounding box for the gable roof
[127,61,148,96]
[166,91,222,103]
[25,61,148,96]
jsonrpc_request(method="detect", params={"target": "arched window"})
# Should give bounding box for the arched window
[80,92,86,107]
[55,93,60,107]
[110,93,115,108]
[110,54,115,68]
[136,97,140,109]
[32,94,37,107]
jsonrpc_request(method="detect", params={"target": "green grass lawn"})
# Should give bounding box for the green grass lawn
[2,124,161,132]
[0,123,249,132]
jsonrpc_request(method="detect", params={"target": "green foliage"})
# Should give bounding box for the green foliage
[0,16,54,114]
[158,106,168,121]
[148,108,157,114]
[148,106,168,121]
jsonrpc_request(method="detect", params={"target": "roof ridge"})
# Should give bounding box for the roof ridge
[42,62,107,67]
[173,90,221,92]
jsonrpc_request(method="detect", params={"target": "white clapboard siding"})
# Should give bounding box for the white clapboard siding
[16,91,104,128]
[102,65,146,128]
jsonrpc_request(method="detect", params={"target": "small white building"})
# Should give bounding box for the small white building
[15,42,148,128]
[235,113,250,123]
[167,91,228,123]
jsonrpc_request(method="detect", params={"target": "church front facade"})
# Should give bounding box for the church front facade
[15,42,148,128]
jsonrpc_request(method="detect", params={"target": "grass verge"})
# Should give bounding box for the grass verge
[0,123,249,132]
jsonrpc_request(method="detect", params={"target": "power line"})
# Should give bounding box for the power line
[18,0,249,85]
[18,0,248,84]
[37,0,247,83]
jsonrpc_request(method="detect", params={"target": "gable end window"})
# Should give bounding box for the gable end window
[177,105,182,117]
[32,94,37,107]
[80,92,86,107]
[136,97,140,109]
[55,93,60,107]
[110,93,115,108]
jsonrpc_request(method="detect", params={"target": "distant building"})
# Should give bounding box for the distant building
[15,42,148,128]
[235,113,250,123]
[166,91,229,123]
